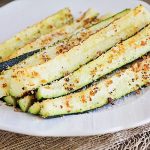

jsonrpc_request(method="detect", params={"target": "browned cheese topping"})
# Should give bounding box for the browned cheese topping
[2,83,7,88]
[81,95,86,103]
[106,79,113,87]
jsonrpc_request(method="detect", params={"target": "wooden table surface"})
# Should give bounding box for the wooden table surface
[0,0,150,149]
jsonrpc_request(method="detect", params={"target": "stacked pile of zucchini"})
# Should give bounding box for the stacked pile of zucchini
[0,5,149,118]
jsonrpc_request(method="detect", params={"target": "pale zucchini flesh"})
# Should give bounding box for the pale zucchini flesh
[0,8,73,62]
[37,24,150,99]
[18,95,34,112]
[6,8,99,61]
[9,5,150,98]
[29,56,150,117]
[3,96,17,106]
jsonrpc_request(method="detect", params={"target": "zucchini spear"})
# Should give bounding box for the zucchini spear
[0,8,131,99]
[0,9,129,72]
[4,8,99,62]
[9,5,150,98]
[37,24,150,99]
[18,95,35,112]
[3,96,17,106]
[0,8,73,62]
[29,56,150,117]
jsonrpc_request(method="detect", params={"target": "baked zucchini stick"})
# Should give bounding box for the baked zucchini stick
[3,96,17,107]
[9,5,150,98]
[0,8,73,62]
[29,56,150,117]
[5,8,99,61]
[18,95,35,112]
[0,9,129,72]
[37,24,150,99]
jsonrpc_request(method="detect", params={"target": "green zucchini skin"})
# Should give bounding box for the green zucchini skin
[3,8,99,63]
[3,96,17,106]
[37,24,150,100]
[4,95,34,111]
[87,9,130,32]
[0,49,40,71]
[9,5,150,98]
[0,8,73,62]
[29,56,150,117]
[18,95,35,112]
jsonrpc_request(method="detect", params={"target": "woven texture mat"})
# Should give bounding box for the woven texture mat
[0,123,150,150]
[0,0,150,149]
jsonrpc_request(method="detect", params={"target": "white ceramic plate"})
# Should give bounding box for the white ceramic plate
[0,0,149,137]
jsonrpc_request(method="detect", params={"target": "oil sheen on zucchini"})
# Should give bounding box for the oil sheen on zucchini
[9,5,150,98]
[37,24,150,99]
[29,56,150,117]
[0,9,129,72]
[5,8,99,61]
[0,8,73,62]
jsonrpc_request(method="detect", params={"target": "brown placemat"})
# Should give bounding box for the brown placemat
[0,0,13,7]
[0,123,150,150]
[0,0,150,150]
